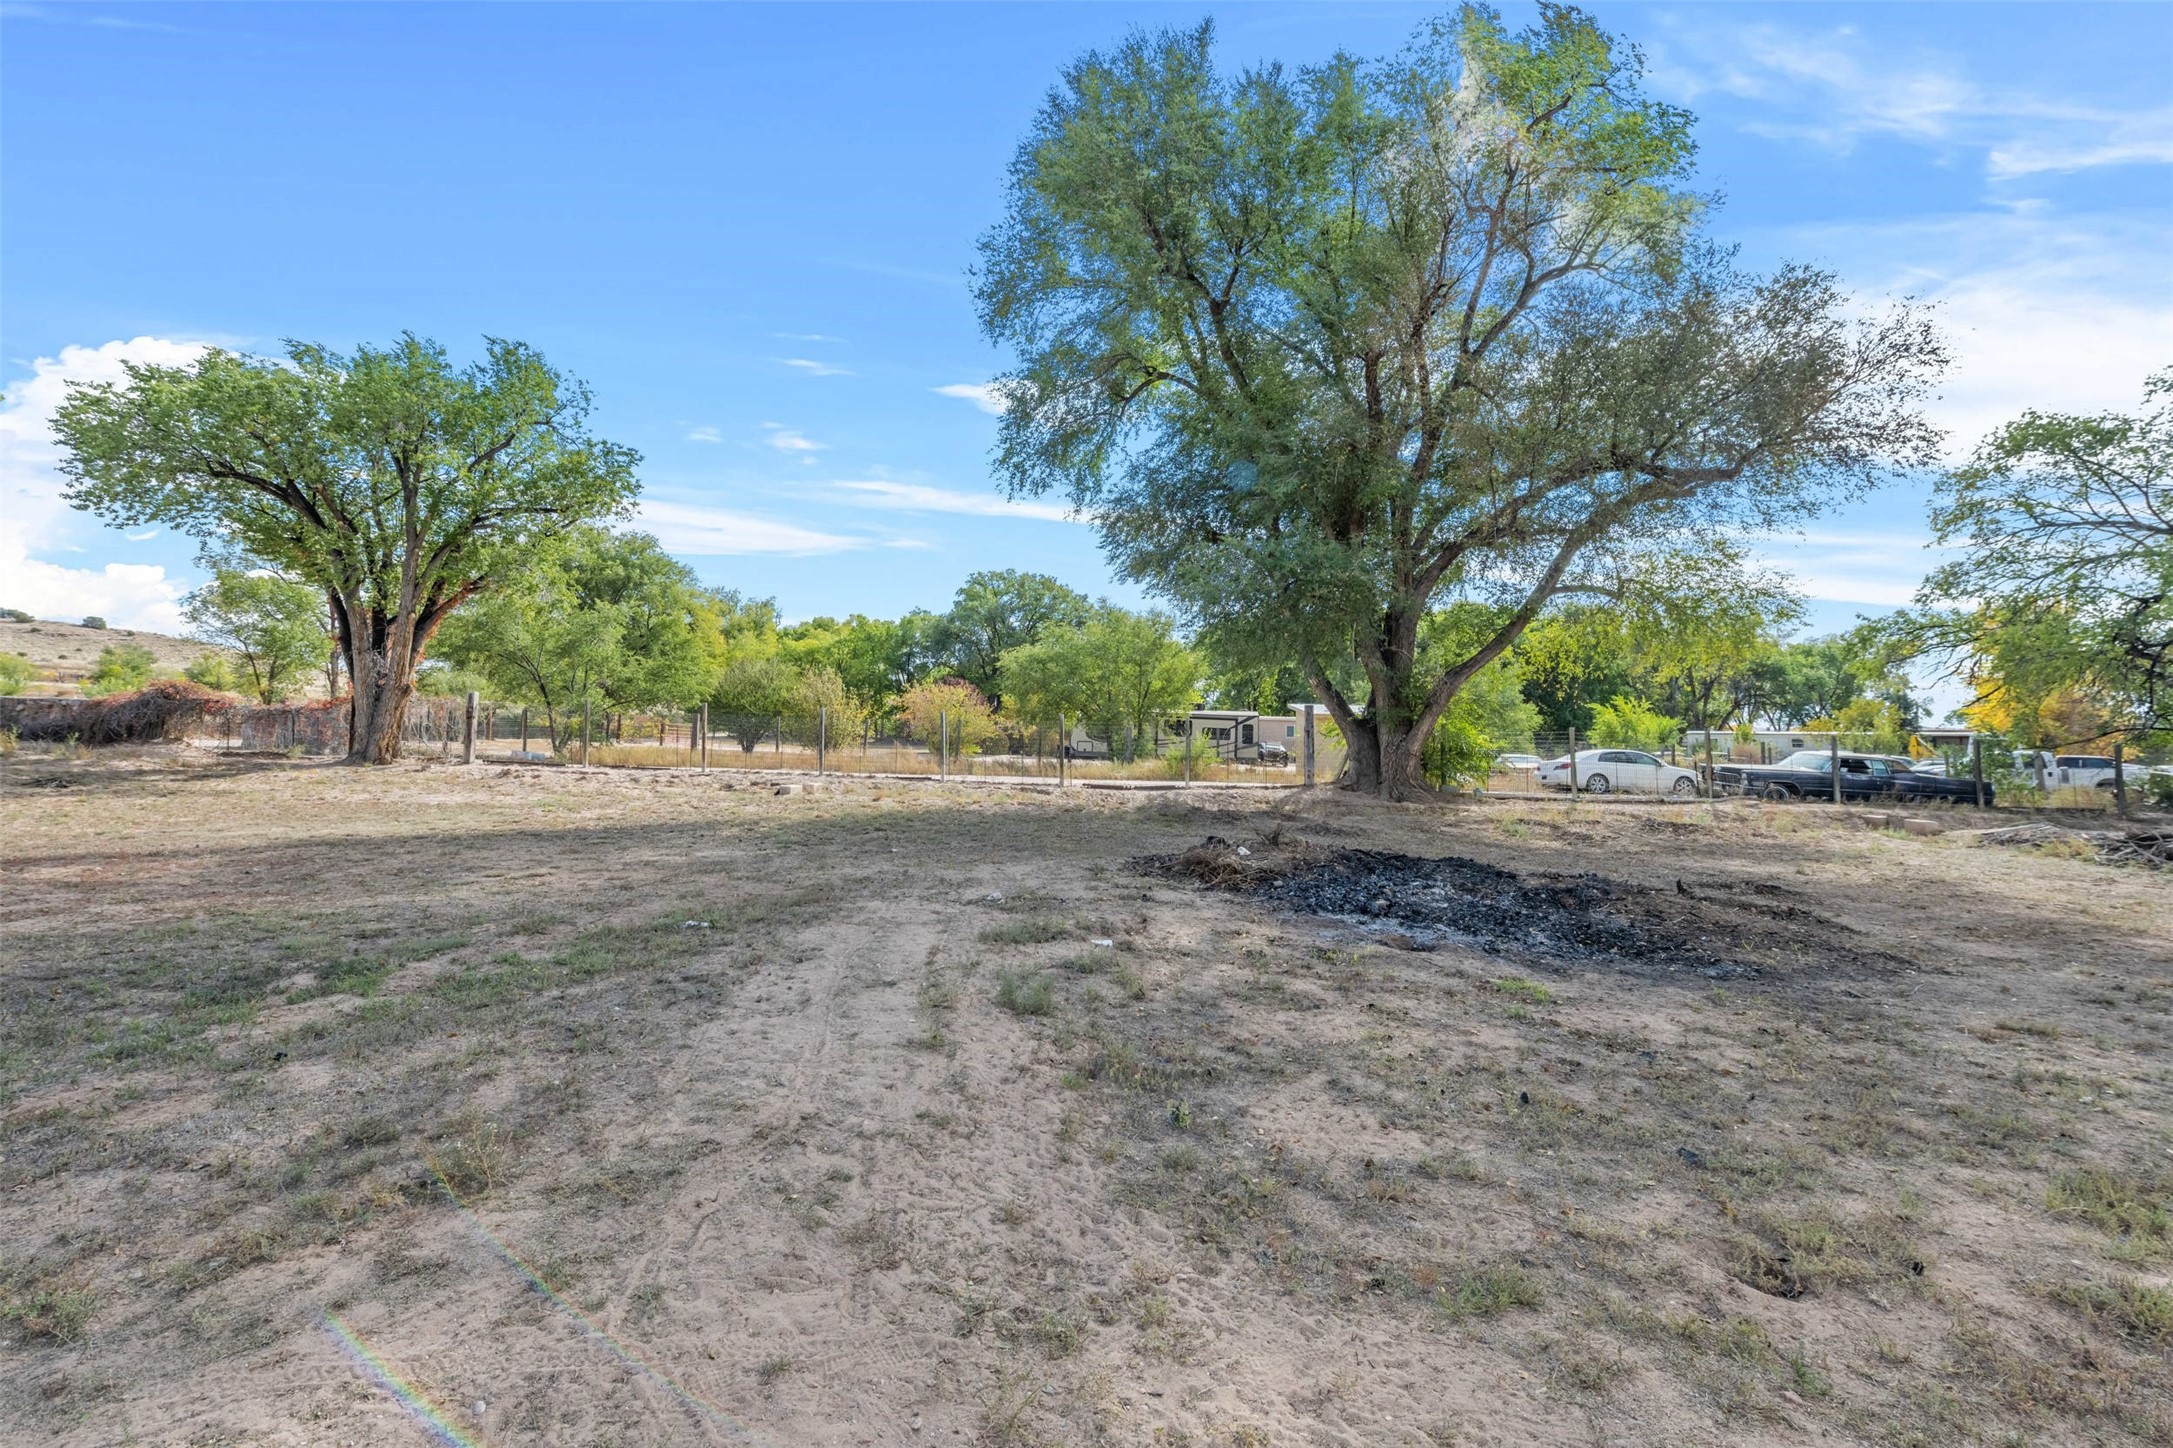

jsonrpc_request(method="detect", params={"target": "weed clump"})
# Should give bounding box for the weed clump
[996,969,1055,1017]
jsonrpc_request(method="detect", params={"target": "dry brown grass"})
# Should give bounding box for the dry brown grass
[1,751,2168,1445]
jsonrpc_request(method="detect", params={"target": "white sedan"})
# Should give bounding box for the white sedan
[1536,748,1702,796]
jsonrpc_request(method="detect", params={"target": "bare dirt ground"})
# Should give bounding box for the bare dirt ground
[2,747,2168,1447]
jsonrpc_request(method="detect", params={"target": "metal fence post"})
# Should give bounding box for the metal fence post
[1972,736,1985,809]
[1568,725,1579,797]
[1704,731,1715,799]
[1302,709,1316,787]
[817,706,827,777]
[1184,725,1193,787]
[520,707,529,755]
[1058,714,1068,786]
[462,691,478,764]
[2113,737,2129,818]
[700,704,709,771]
[1830,733,1842,805]
[938,709,948,781]
[581,697,590,766]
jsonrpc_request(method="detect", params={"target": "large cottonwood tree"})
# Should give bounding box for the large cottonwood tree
[976,5,1944,796]
[54,335,639,762]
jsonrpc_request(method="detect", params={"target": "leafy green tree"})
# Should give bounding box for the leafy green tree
[54,335,639,763]
[1587,695,1682,751]
[81,616,107,630]
[1001,607,1201,760]
[0,652,34,694]
[1513,606,1645,735]
[182,653,246,694]
[433,563,622,749]
[933,571,1091,706]
[780,613,931,716]
[974,8,1942,797]
[182,569,330,704]
[1761,629,1918,730]
[1912,368,2171,748]
[707,654,801,751]
[80,643,157,697]
[436,528,723,747]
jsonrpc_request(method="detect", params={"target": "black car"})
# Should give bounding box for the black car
[1713,751,1992,805]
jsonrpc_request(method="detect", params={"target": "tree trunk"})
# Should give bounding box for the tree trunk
[1337,717,1431,799]
[346,642,418,764]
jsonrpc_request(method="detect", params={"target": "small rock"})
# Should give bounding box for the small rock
[1090,938,1115,948]
[1235,846,1251,857]
[1780,1389,1805,1406]
[1517,1090,1530,1106]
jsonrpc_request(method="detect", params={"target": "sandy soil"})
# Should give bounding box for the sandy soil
[1,746,2168,1446]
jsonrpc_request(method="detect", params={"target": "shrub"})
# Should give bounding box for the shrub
[995,969,1055,1017]
[0,651,33,695]
[80,615,107,630]
[183,653,246,694]
[79,643,157,697]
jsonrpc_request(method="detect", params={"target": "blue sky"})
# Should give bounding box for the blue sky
[4,3,2168,684]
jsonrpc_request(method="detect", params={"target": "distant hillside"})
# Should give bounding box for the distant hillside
[0,618,233,695]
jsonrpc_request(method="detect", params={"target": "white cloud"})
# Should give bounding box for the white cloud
[831,479,1077,522]
[633,499,863,557]
[883,538,936,550]
[1777,209,2172,453]
[763,425,826,453]
[934,381,1016,416]
[774,333,843,343]
[685,425,724,444]
[1648,19,2172,180]
[781,358,851,377]
[0,336,208,630]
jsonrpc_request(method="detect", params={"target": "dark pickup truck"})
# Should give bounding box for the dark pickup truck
[1714,751,1992,805]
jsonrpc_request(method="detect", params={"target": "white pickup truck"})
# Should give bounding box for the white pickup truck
[2012,751,2153,792]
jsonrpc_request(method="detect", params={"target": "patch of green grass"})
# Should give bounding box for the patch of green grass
[2046,1169,2169,1258]
[1,1281,98,1344]
[995,969,1056,1018]
[1059,948,1118,974]
[1492,977,1554,1005]
[2051,1277,2173,1343]
[1437,1265,1541,1320]
[978,917,1069,946]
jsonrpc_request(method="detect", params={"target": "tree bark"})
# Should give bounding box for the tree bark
[1337,717,1431,799]
[347,641,418,764]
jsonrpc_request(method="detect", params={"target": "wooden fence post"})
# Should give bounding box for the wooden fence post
[700,704,709,771]
[1302,709,1316,787]
[938,710,948,781]
[581,697,590,767]
[1830,733,1842,805]
[1972,736,1985,809]
[817,706,827,778]
[2113,737,2129,818]
[1058,714,1068,786]
[462,691,478,764]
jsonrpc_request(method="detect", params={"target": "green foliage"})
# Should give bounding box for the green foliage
[1914,369,2172,745]
[54,334,640,760]
[437,527,722,747]
[1588,695,1682,751]
[933,571,1091,706]
[182,569,329,704]
[0,651,33,695]
[1000,606,1201,759]
[79,643,157,697]
[897,678,1004,756]
[779,612,936,715]
[181,653,244,694]
[80,616,107,630]
[974,5,1941,794]
[0,607,34,623]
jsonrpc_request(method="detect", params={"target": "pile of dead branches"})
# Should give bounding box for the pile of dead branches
[0,680,233,745]
[1978,821,2172,868]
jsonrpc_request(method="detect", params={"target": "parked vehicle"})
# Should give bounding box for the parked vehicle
[1494,752,1543,770]
[1536,748,1702,796]
[1714,751,1992,804]
[1256,741,1292,764]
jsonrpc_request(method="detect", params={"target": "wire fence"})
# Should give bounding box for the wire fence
[179,700,2162,811]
